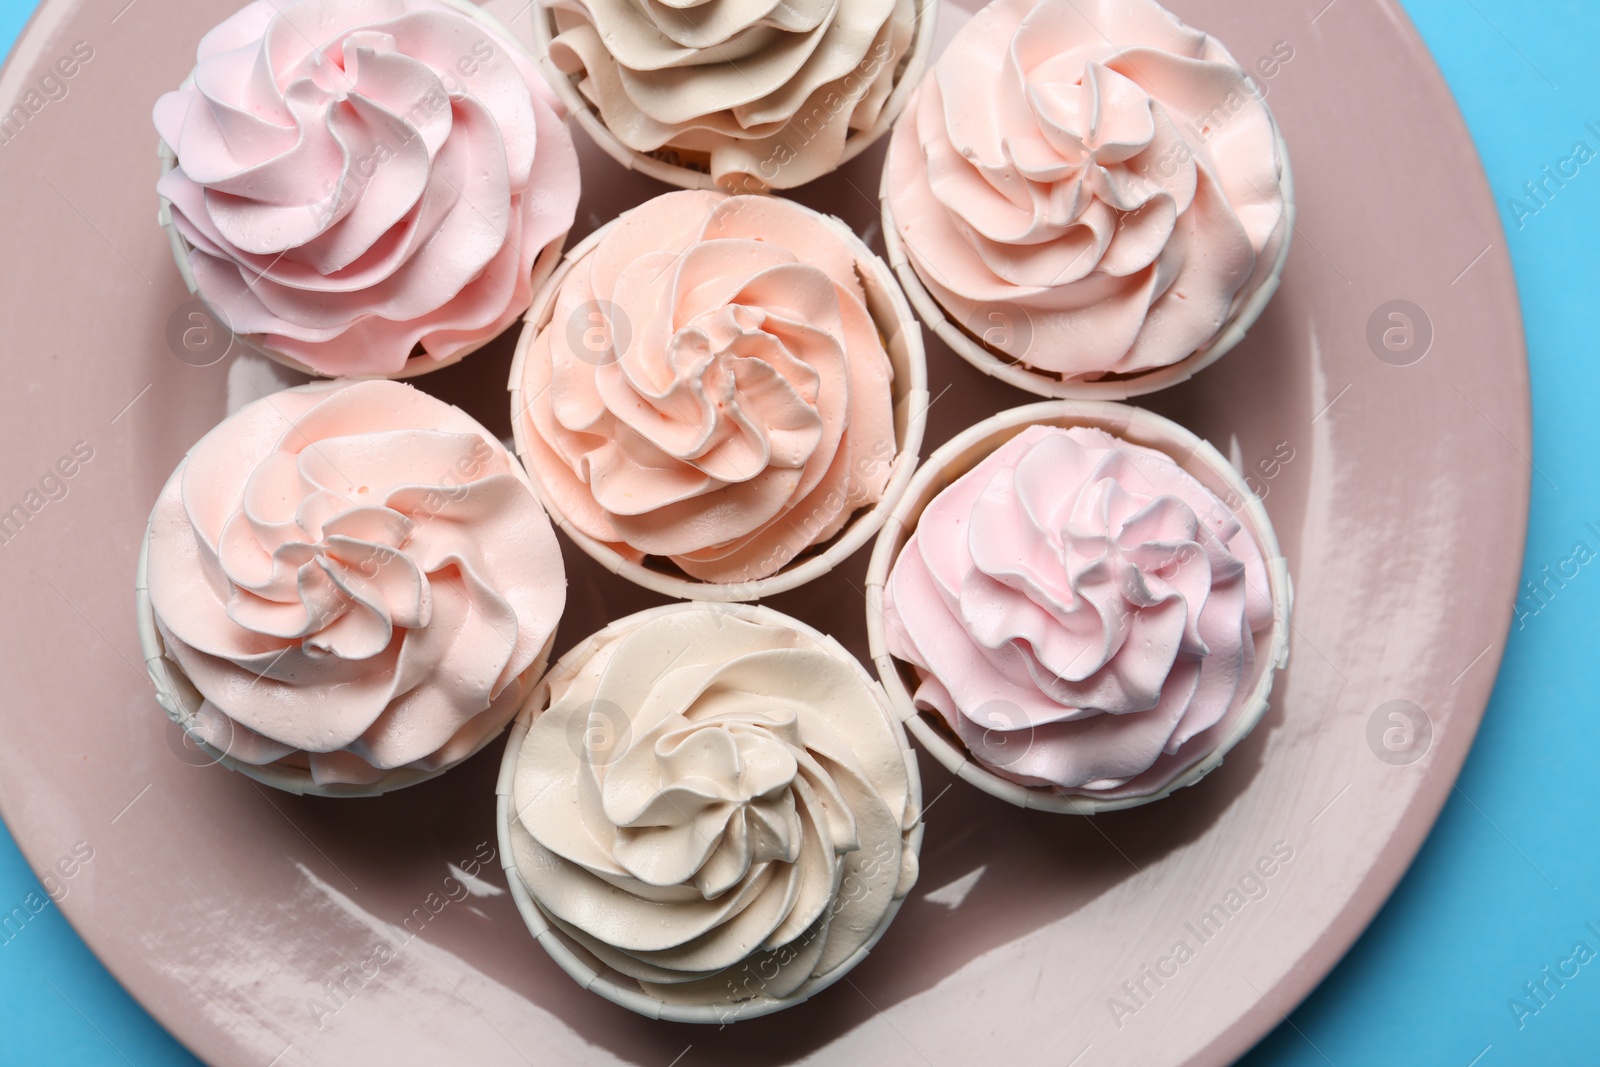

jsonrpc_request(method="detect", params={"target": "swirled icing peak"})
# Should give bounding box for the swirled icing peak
[545,0,916,189]
[884,425,1273,799]
[884,0,1288,381]
[154,0,580,377]
[146,380,566,786]
[517,190,899,585]
[509,607,918,1006]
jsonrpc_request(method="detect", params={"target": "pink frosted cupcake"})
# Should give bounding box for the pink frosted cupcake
[137,380,566,795]
[882,0,1292,397]
[154,0,581,378]
[867,402,1290,812]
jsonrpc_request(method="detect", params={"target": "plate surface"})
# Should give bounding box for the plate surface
[0,0,1528,1064]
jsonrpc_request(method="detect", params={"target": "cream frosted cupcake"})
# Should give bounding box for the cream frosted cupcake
[882,0,1293,398]
[154,0,581,379]
[497,603,922,1021]
[136,380,566,796]
[511,190,927,601]
[866,402,1290,812]
[533,0,936,190]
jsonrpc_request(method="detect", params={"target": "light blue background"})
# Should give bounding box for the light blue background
[2,0,1597,1063]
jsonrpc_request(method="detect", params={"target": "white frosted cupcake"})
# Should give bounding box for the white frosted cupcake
[497,603,922,1021]
[882,0,1293,398]
[154,0,581,378]
[533,0,937,190]
[866,402,1290,812]
[137,380,566,796]
[511,190,927,601]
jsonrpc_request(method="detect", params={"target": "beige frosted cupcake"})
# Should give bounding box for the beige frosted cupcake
[510,190,927,601]
[882,0,1293,398]
[866,402,1291,813]
[154,0,580,378]
[496,602,922,1021]
[532,0,937,191]
[137,380,566,796]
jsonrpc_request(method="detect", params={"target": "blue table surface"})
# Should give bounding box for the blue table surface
[3,0,1597,1063]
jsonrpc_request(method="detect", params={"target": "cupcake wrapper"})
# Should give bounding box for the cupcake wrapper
[530,0,939,192]
[494,601,925,1022]
[154,0,568,382]
[508,207,929,602]
[881,130,1296,400]
[865,401,1293,814]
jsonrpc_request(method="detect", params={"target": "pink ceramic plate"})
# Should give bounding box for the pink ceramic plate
[0,0,1527,1064]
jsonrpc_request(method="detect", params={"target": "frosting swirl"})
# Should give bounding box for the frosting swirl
[883,426,1272,798]
[509,608,918,1005]
[518,190,898,585]
[545,0,916,189]
[146,380,566,786]
[884,0,1288,381]
[154,0,580,377]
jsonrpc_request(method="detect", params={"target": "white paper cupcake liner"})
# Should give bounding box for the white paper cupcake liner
[882,130,1295,401]
[154,0,568,381]
[134,381,561,797]
[508,203,929,602]
[494,601,925,1022]
[530,0,938,192]
[864,401,1293,814]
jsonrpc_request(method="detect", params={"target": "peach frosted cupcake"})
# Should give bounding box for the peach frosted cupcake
[882,0,1292,397]
[511,190,926,600]
[137,380,566,795]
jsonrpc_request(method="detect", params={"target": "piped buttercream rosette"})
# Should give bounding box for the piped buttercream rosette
[866,402,1290,812]
[138,380,566,794]
[154,0,581,378]
[511,189,927,600]
[498,603,921,1020]
[882,0,1292,395]
[534,0,934,190]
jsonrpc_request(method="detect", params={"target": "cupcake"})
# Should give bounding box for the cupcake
[136,380,566,795]
[511,190,928,601]
[533,0,936,190]
[497,603,922,1021]
[882,0,1293,398]
[866,402,1290,812]
[154,0,581,379]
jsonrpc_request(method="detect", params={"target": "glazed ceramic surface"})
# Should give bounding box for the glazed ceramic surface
[0,0,1527,1064]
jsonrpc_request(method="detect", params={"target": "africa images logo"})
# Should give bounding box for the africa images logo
[1106,841,1296,1028]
